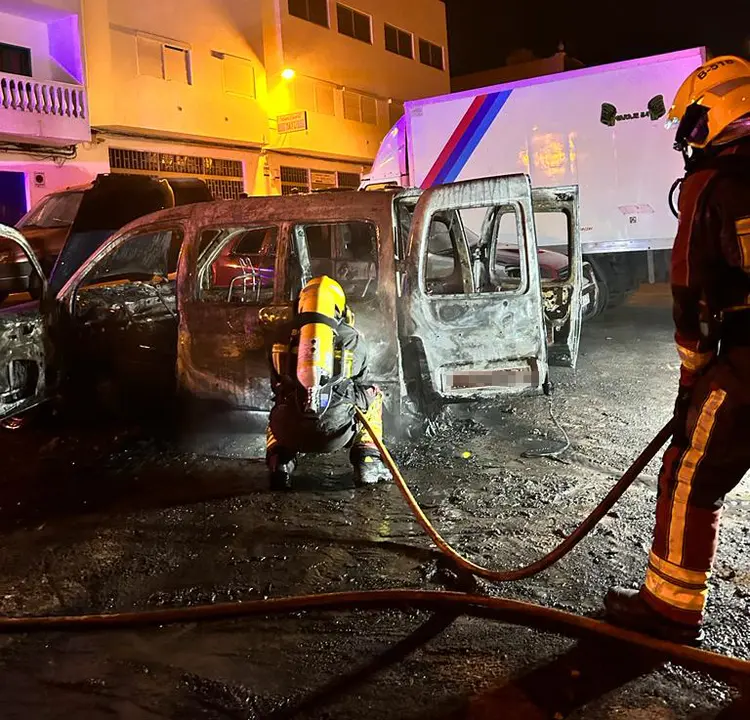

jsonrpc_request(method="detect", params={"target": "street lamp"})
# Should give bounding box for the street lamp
[281,68,296,81]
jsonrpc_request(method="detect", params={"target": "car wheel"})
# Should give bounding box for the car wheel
[0,291,8,305]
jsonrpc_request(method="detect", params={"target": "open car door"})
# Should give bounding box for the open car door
[400,175,548,400]
[0,225,48,420]
[532,186,583,368]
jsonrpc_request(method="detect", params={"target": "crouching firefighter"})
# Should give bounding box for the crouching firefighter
[605,56,750,644]
[265,275,391,491]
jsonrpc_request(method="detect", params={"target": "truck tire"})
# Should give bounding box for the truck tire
[587,255,637,313]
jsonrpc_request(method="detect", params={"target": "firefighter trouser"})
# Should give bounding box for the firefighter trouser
[266,385,384,464]
[641,346,750,625]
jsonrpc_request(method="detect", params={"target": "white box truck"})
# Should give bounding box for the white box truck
[362,47,707,314]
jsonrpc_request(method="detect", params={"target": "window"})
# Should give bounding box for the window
[343,91,361,122]
[294,78,336,116]
[0,42,32,77]
[280,166,310,195]
[361,96,377,125]
[199,226,278,304]
[315,83,335,115]
[109,149,244,200]
[281,166,361,194]
[164,45,191,83]
[288,0,329,27]
[384,25,413,59]
[300,221,378,299]
[337,172,360,189]
[424,213,464,295]
[490,208,524,291]
[80,230,183,288]
[137,36,191,84]
[343,91,377,125]
[418,38,444,71]
[221,54,256,98]
[337,4,371,44]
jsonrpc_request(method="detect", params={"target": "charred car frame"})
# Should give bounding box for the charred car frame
[0,175,584,445]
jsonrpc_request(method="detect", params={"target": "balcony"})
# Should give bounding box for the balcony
[0,71,89,146]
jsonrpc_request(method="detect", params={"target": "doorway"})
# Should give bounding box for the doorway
[0,172,27,226]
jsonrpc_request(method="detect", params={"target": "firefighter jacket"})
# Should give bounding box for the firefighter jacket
[672,139,750,380]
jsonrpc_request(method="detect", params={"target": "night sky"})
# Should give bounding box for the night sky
[443,0,750,77]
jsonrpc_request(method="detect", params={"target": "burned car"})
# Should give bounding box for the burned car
[0,175,584,440]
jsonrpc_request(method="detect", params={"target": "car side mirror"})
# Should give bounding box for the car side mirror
[258,304,292,327]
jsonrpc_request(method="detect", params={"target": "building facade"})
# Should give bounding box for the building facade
[0,0,448,221]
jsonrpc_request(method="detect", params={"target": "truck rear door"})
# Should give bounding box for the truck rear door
[532,186,583,367]
[399,175,549,399]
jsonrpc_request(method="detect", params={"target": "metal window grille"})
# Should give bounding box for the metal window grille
[280,166,310,195]
[205,179,244,200]
[337,172,360,189]
[109,148,245,199]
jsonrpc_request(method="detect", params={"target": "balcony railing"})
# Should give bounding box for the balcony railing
[0,70,90,145]
[0,72,86,119]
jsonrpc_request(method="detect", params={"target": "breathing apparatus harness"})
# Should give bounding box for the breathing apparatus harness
[278,276,356,418]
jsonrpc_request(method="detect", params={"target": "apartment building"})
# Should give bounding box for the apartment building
[0,0,91,222]
[0,0,448,219]
[262,0,449,194]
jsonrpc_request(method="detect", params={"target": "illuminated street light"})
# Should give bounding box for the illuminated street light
[281,68,296,81]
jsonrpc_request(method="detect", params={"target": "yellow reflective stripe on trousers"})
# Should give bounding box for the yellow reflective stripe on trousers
[355,393,384,445]
[667,389,727,565]
[676,344,714,373]
[644,567,708,613]
[736,217,750,271]
[648,551,710,587]
[266,426,277,449]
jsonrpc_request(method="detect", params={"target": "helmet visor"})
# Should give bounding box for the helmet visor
[674,103,710,147]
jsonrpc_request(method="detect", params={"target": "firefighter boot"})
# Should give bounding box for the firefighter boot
[351,388,390,487]
[351,446,391,486]
[266,427,296,491]
[604,587,704,645]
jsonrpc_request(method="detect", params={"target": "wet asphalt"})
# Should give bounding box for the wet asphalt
[0,285,749,719]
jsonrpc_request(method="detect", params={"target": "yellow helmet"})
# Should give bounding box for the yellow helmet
[667,55,750,150]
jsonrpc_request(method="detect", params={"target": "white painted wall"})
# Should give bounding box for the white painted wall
[85,0,268,145]
[275,0,449,100]
[0,142,109,210]
[265,0,449,163]
[0,11,54,80]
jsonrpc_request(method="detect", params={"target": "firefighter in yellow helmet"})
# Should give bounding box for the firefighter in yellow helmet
[265,275,389,491]
[605,56,750,644]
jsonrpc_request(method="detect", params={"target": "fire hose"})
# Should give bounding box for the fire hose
[1,411,750,682]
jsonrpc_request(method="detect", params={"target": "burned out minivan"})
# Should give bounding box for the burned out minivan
[0,175,584,438]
